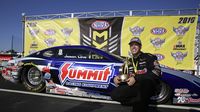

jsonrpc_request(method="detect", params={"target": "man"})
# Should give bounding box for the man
[111,37,161,112]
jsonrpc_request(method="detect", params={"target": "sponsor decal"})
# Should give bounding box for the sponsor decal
[27,22,37,27]
[176,96,200,104]
[136,68,147,74]
[150,37,165,49]
[2,65,19,83]
[175,88,189,93]
[46,82,111,99]
[173,41,186,50]
[55,87,67,95]
[174,89,198,104]
[58,63,114,86]
[44,29,56,36]
[23,62,37,67]
[173,26,189,37]
[177,96,187,103]
[46,80,56,89]
[154,54,165,61]
[187,98,200,103]
[61,28,73,37]
[42,66,50,73]
[171,51,187,64]
[44,38,56,47]
[91,20,110,30]
[30,41,38,48]
[129,26,144,36]
[79,18,123,55]
[44,73,51,80]
[29,29,39,37]
[0,56,12,61]
[151,27,167,35]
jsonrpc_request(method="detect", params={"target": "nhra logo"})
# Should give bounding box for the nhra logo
[91,20,110,30]
[151,27,167,35]
[154,54,165,61]
[58,63,113,85]
[44,29,56,36]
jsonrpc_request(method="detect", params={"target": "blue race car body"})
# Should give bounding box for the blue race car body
[2,45,200,104]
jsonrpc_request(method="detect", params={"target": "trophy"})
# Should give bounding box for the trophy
[119,57,130,82]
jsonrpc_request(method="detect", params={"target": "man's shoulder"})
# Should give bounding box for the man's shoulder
[142,52,157,60]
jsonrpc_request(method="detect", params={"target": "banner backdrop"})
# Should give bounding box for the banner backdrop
[79,17,123,55]
[24,18,80,56]
[24,15,198,70]
[121,15,198,70]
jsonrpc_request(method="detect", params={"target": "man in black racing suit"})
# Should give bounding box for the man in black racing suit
[111,37,161,112]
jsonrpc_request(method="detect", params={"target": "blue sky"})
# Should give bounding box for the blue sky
[0,0,199,52]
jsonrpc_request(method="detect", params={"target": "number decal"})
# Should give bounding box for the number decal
[177,96,186,103]
[178,17,195,24]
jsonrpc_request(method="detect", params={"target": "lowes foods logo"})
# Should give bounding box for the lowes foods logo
[151,27,167,35]
[91,20,110,30]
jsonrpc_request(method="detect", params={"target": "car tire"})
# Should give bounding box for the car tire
[150,80,172,104]
[22,66,45,92]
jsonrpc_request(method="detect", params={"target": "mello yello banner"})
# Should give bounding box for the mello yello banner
[121,15,198,70]
[24,15,198,70]
[79,17,123,55]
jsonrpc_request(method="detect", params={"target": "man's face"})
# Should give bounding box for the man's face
[130,42,141,55]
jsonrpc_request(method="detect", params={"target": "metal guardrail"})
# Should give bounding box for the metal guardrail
[24,8,199,20]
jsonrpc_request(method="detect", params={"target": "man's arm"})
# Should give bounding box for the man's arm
[148,54,161,77]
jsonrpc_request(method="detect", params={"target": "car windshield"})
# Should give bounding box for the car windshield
[108,52,124,61]
[96,48,124,61]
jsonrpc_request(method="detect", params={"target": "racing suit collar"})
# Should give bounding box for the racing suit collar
[132,51,142,59]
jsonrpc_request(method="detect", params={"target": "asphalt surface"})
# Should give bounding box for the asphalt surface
[0,74,199,112]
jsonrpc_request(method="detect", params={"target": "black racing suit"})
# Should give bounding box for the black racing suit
[111,52,161,112]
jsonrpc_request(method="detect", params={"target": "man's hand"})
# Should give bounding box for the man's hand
[126,76,136,86]
[113,76,121,86]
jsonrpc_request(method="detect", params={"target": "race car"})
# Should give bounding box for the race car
[1,45,200,104]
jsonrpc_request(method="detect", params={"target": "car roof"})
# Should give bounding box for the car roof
[27,45,124,62]
[41,45,104,53]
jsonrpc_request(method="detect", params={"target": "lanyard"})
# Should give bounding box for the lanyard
[131,57,138,73]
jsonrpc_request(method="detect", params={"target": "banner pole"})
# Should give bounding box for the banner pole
[21,13,26,57]
[197,7,200,77]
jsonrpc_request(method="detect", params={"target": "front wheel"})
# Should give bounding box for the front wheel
[22,67,45,92]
